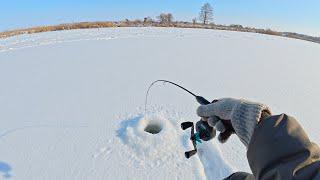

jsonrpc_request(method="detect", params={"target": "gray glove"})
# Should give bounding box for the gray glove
[197,98,271,147]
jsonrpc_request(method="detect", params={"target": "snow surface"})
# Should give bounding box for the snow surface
[0,27,319,179]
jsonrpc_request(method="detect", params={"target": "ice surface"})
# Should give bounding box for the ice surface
[0,27,319,179]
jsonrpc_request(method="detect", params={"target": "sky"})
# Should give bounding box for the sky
[0,0,319,36]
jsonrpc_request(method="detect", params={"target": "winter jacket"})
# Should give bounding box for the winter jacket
[225,114,320,180]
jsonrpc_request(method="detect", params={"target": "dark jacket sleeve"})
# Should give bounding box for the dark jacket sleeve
[225,114,320,180]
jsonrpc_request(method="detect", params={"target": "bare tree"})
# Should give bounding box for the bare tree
[167,13,173,24]
[157,13,174,25]
[157,13,166,24]
[192,18,197,25]
[199,3,213,25]
[143,17,153,24]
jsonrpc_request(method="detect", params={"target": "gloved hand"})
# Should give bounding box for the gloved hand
[197,98,271,147]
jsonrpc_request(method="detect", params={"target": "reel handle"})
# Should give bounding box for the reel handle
[181,122,194,130]
[185,150,197,159]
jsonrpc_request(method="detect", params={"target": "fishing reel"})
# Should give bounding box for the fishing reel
[181,120,216,158]
[145,80,220,159]
[181,96,217,159]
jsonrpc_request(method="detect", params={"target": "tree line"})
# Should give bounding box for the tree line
[1,2,319,44]
[140,3,214,25]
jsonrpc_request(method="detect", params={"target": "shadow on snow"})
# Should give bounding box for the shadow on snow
[116,115,143,144]
[0,161,12,178]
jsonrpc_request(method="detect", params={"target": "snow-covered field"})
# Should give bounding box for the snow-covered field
[0,27,319,179]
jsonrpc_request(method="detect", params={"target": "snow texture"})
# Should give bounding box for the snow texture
[0,27,319,179]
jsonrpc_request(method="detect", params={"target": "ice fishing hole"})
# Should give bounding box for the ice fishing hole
[144,121,163,134]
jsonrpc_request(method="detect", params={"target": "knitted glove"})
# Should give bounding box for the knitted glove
[197,98,271,147]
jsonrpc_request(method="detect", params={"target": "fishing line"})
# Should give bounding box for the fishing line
[144,80,210,115]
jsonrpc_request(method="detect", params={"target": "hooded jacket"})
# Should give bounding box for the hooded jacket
[225,114,320,180]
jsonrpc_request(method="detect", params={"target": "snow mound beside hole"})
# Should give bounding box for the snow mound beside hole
[144,121,163,134]
[116,110,234,178]
[116,111,184,167]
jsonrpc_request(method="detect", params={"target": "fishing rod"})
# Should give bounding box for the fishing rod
[145,80,210,113]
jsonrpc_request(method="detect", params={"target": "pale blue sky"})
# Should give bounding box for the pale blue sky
[1,0,319,36]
